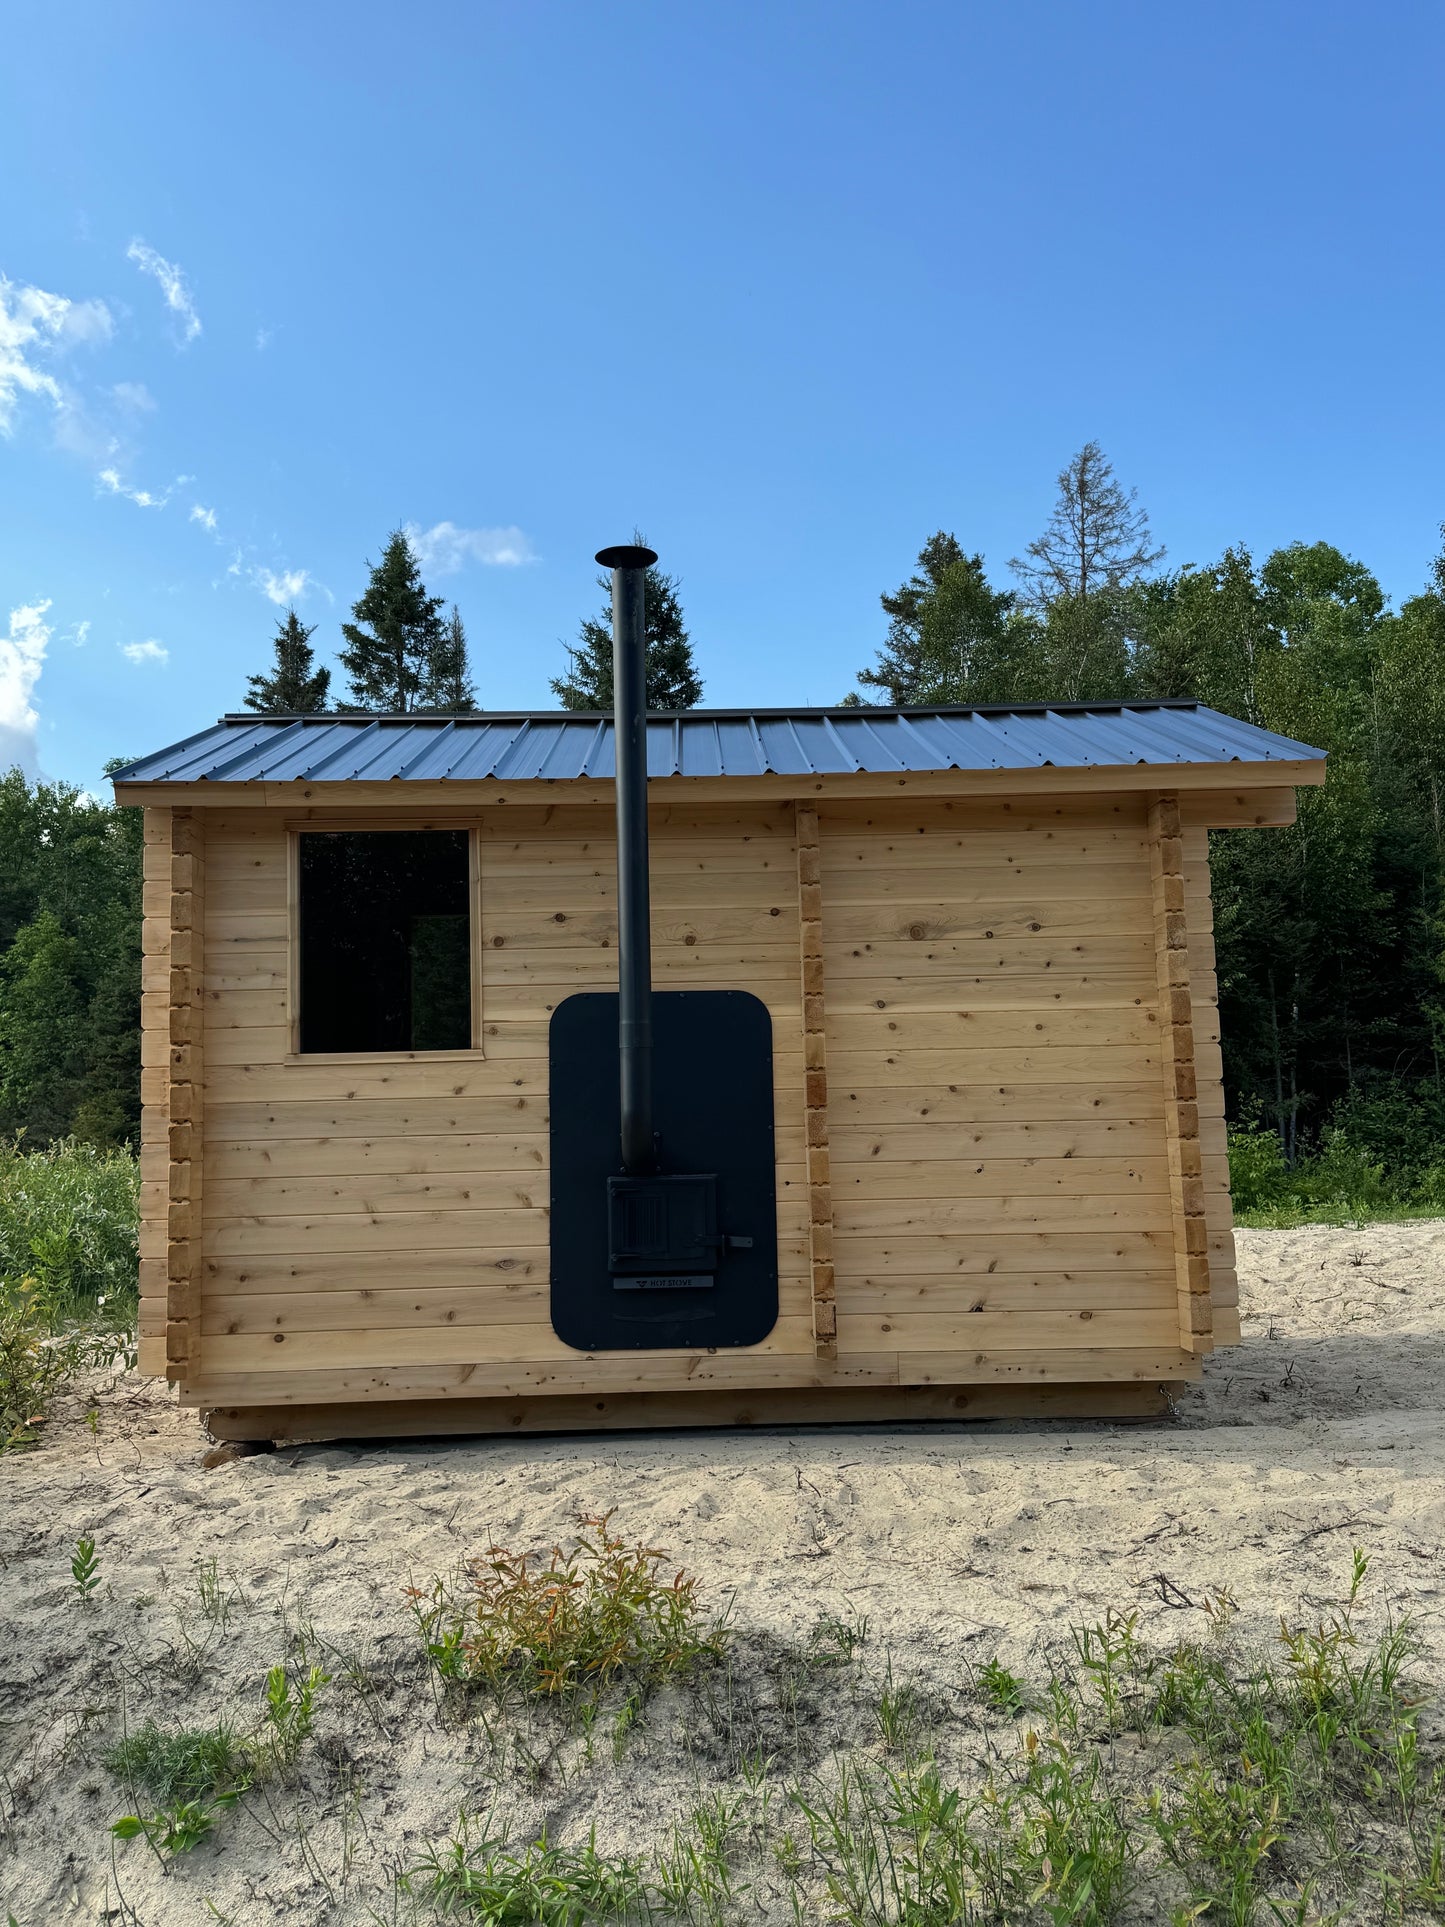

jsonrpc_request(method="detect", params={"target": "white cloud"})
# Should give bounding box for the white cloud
[126,240,201,344]
[112,380,155,412]
[256,567,309,605]
[0,275,112,433]
[0,599,52,775]
[190,503,217,533]
[121,639,168,665]
[404,520,535,573]
[98,466,170,509]
[73,619,91,646]
[255,326,273,351]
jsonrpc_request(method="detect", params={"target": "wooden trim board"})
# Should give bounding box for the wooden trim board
[114,760,1326,812]
[795,801,836,1354]
[202,1380,1175,1441]
[1149,792,1213,1352]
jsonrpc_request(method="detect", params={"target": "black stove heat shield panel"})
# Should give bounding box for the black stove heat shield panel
[548,990,779,1351]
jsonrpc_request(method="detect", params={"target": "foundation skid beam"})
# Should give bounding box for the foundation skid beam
[1148,792,1212,1352]
[795,802,836,1355]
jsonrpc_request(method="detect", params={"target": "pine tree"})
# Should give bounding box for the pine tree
[339,531,446,712]
[552,546,702,710]
[243,609,331,713]
[418,605,478,712]
[1010,442,1164,605]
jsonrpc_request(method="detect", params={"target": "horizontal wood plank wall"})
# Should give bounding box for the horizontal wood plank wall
[177,791,1216,1414]
[191,804,816,1404]
[1183,826,1239,1343]
[819,795,1196,1385]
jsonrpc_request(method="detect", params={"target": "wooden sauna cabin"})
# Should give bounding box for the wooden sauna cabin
[112,700,1326,1442]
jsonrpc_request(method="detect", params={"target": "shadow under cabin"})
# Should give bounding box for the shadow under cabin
[111,549,1326,1442]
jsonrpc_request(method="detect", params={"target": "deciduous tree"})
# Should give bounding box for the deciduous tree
[854,535,1030,704]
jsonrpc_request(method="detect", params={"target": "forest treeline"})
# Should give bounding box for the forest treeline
[2,445,1443,1185]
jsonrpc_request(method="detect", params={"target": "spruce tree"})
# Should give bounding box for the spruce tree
[552,546,702,710]
[339,531,446,712]
[854,534,1027,704]
[243,609,331,713]
[418,605,478,712]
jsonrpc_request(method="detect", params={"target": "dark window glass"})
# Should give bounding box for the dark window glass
[298,831,472,1053]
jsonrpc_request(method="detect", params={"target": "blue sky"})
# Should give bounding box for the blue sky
[2,0,1443,789]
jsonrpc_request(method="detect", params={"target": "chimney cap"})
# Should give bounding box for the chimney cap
[596,544,658,570]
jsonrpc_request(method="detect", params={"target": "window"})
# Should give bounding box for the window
[296,830,476,1054]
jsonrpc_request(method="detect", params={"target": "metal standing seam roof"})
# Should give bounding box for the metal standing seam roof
[109,703,1326,788]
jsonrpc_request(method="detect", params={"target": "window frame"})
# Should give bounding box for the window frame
[284,819,483,1062]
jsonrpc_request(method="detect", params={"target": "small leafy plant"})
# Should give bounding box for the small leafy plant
[257,1660,330,1776]
[978,1656,1031,1718]
[70,1535,101,1602]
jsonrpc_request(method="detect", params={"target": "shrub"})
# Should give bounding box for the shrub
[1227,1115,1293,1214]
[1,1281,68,1448]
[409,1510,727,1699]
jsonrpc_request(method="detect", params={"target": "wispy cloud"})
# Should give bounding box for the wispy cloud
[255,326,273,352]
[0,275,112,433]
[121,639,168,666]
[190,504,218,533]
[97,466,173,509]
[256,567,309,605]
[1,599,53,775]
[405,520,535,573]
[112,380,155,413]
[126,240,201,345]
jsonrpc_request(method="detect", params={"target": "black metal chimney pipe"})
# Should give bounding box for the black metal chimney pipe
[596,543,658,1175]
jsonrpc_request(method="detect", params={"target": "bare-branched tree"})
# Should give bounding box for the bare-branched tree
[1010,441,1164,604]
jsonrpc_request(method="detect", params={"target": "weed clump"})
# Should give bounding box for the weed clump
[103,1718,247,1808]
[410,1511,727,1701]
[104,1660,330,1861]
[406,1820,646,1926]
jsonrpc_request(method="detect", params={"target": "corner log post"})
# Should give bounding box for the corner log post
[794,802,836,1356]
[1148,792,1212,1352]
[165,809,205,1381]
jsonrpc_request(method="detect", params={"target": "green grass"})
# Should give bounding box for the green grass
[102,1718,248,1807]
[0,1136,139,1321]
[399,1552,1442,1927]
[0,1138,138,1448]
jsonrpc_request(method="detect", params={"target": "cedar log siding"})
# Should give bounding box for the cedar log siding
[132,792,1240,1410]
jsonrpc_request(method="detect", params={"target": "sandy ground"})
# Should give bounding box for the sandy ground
[3,1222,1444,1924]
